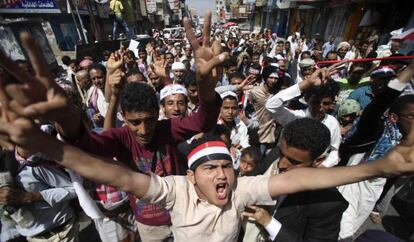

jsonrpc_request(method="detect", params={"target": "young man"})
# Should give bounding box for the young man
[2,112,414,242]
[249,66,286,154]
[0,12,228,242]
[183,71,199,114]
[242,118,348,242]
[265,70,341,167]
[218,91,250,169]
[159,84,188,119]
[219,91,250,150]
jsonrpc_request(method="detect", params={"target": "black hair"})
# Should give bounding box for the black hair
[276,40,285,45]
[262,65,278,81]
[349,62,369,72]
[126,68,146,81]
[102,50,111,56]
[210,124,231,140]
[389,95,414,115]
[300,51,311,59]
[241,146,262,164]
[228,71,245,83]
[224,57,238,68]
[326,50,337,57]
[125,50,137,60]
[249,64,262,72]
[61,55,71,66]
[183,71,197,88]
[303,80,340,101]
[88,63,107,77]
[282,118,331,160]
[120,82,159,113]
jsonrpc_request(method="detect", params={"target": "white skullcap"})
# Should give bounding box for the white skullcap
[337,41,351,51]
[171,62,186,71]
[160,84,188,101]
[220,91,238,101]
[299,58,316,68]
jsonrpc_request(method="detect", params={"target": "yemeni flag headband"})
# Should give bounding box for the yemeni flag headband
[187,141,232,170]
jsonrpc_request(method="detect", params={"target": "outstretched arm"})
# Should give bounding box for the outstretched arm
[0,118,151,199]
[268,121,414,197]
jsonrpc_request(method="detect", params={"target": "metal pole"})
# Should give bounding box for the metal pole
[68,0,85,44]
[75,3,89,44]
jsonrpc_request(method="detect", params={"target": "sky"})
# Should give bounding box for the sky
[186,0,215,16]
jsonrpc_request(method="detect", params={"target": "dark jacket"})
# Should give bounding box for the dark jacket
[273,188,348,242]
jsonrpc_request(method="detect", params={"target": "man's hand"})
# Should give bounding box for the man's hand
[109,69,125,97]
[0,33,81,139]
[149,56,170,85]
[183,12,229,103]
[237,75,256,92]
[305,61,346,87]
[105,52,125,100]
[106,51,124,75]
[242,205,272,227]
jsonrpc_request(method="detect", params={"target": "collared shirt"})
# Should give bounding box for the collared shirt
[14,163,76,236]
[322,42,336,58]
[141,174,272,242]
[265,84,341,167]
[218,117,250,149]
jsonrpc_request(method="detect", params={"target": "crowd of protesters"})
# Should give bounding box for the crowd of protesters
[0,11,414,242]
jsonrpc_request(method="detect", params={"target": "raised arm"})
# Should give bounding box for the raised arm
[104,52,125,129]
[158,12,229,143]
[183,12,229,105]
[0,32,82,140]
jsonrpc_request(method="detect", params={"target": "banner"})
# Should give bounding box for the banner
[0,0,61,13]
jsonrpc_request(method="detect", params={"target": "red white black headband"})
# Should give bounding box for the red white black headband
[187,141,232,170]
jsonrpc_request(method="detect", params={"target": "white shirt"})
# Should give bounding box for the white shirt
[265,84,341,167]
[230,117,250,149]
[86,86,108,117]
